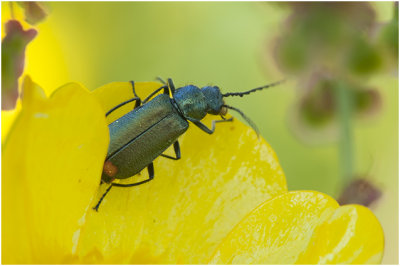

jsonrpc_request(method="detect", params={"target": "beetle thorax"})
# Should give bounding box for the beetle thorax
[174,85,208,120]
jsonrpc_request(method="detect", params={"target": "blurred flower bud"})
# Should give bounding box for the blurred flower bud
[347,37,382,76]
[270,2,390,146]
[273,33,310,74]
[287,73,339,144]
[17,2,49,25]
[272,2,376,76]
[2,20,37,110]
[376,3,398,72]
[354,88,382,117]
[379,20,399,58]
[337,177,382,207]
[299,78,335,127]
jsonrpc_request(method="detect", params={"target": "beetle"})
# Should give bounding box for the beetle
[93,78,285,211]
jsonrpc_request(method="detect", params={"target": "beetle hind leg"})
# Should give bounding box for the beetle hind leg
[160,141,181,160]
[111,163,154,189]
[93,163,155,212]
[93,184,113,212]
[111,163,154,187]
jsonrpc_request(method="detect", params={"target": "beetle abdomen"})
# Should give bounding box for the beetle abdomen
[102,94,189,182]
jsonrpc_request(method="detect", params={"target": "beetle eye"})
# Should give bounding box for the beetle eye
[220,106,228,116]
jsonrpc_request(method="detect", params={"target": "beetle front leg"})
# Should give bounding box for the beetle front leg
[188,117,234,134]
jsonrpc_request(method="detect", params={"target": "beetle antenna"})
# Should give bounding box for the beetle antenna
[222,79,285,98]
[223,104,259,137]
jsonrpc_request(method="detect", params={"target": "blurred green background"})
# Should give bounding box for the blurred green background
[2,2,398,263]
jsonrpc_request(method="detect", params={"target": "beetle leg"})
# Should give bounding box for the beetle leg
[160,141,181,160]
[129,80,141,108]
[105,97,141,117]
[155,77,166,84]
[188,117,234,134]
[147,162,155,178]
[130,80,140,100]
[142,85,170,103]
[143,78,176,102]
[220,114,229,120]
[105,81,144,117]
[154,77,175,96]
[93,163,155,212]
[167,78,176,95]
[93,184,113,212]
[112,163,154,188]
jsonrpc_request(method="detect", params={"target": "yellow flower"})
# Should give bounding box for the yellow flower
[2,77,384,264]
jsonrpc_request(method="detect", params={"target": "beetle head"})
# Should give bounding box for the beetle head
[173,79,285,135]
[201,86,227,116]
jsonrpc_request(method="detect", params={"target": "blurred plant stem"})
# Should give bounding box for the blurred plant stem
[335,81,354,187]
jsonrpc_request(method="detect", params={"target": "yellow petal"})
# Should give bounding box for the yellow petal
[0,73,45,147]
[209,191,384,264]
[1,102,21,144]
[296,204,384,264]
[2,76,109,263]
[76,81,287,263]
[209,191,338,264]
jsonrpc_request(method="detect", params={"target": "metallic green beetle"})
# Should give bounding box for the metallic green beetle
[94,78,284,211]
